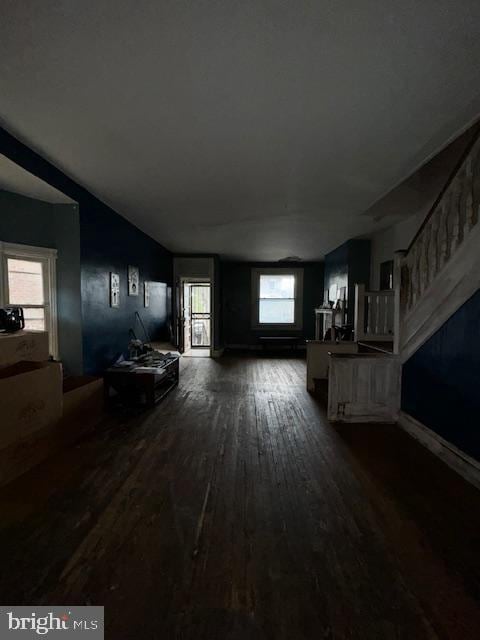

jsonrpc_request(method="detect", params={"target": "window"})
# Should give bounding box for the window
[251,268,303,329]
[0,242,58,357]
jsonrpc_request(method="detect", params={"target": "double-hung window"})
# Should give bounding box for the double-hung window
[0,242,58,358]
[251,268,303,329]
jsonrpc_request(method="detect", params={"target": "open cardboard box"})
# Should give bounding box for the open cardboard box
[0,360,63,450]
[63,375,104,427]
[0,330,50,368]
[0,371,104,487]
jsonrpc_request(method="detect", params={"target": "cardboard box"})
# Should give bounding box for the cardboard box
[0,375,103,487]
[0,360,63,449]
[0,421,59,487]
[62,376,104,426]
[0,330,50,368]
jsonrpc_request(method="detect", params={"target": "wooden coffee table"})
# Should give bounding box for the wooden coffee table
[104,355,179,407]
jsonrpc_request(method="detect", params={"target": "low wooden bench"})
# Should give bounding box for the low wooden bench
[258,336,302,352]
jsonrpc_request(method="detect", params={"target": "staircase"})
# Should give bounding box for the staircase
[395,127,480,487]
[396,129,480,361]
[323,125,480,432]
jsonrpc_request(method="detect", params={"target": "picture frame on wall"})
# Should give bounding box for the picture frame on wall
[128,265,139,296]
[144,281,150,307]
[110,272,120,307]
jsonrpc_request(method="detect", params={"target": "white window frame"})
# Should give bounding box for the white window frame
[0,241,58,358]
[251,267,304,330]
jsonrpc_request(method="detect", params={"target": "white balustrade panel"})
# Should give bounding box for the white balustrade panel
[327,353,401,423]
[354,284,394,341]
[401,133,480,317]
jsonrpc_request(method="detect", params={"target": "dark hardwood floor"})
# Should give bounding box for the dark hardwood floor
[0,355,479,639]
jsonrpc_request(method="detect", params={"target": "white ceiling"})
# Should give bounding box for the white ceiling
[0,154,74,204]
[0,1,479,260]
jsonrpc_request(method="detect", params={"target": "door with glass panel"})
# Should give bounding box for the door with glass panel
[183,282,191,352]
[190,284,211,348]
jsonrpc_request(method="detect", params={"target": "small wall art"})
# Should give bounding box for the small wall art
[110,272,120,307]
[144,281,150,307]
[128,265,139,296]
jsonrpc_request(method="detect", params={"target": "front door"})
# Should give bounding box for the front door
[183,282,191,352]
[175,279,184,352]
[190,284,211,348]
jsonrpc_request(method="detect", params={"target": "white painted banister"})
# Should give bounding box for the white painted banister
[398,128,480,358]
[393,250,405,354]
[354,283,394,342]
[354,283,366,341]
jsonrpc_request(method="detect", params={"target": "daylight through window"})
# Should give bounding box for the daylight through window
[259,274,296,324]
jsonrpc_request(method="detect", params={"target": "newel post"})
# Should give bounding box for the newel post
[393,250,406,355]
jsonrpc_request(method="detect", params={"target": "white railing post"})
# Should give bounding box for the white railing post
[428,212,439,285]
[382,293,389,335]
[464,156,475,236]
[393,250,406,355]
[450,176,461,254]
[418,233,428,297]
[438,201,449,270]
[373,294,380,334]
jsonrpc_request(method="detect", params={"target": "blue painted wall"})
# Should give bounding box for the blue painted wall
[324,242,348,300]
[0,190,83,375]
[402,289,480,461]
[80,203,172,373]
[221,261,324,347]
[0,127,173,374]
[324,239,370,325]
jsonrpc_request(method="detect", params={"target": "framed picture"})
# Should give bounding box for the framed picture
[110,272,120,307]
[144,281,150,307]
[128,265,139,296]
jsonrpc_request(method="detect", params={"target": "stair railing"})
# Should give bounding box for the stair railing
[400,129,480,318]
[354,284,395,342]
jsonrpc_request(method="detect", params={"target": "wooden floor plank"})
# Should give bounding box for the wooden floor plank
[0,355,479,639]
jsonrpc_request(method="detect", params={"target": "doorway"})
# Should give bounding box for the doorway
[182,281,211,357]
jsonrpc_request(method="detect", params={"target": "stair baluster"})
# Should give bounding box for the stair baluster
[398,127,480,360]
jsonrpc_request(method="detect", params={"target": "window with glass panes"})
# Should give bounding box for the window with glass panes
[1,242,58,357]
[259,274,295,323]
[7,258,47,330]
[251,268,303,328]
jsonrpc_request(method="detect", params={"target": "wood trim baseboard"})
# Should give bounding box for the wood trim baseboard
[397,411,480,490]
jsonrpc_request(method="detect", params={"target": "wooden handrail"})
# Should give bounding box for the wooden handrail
[406,122,480,254]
